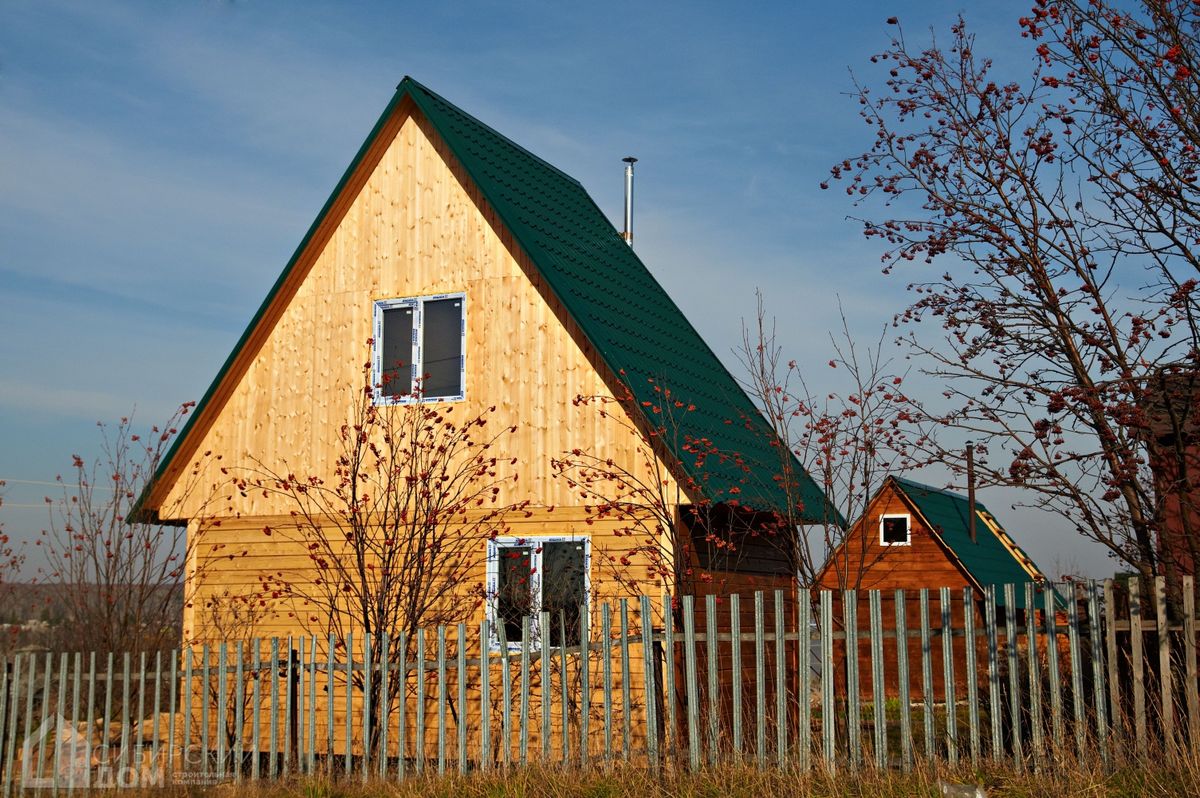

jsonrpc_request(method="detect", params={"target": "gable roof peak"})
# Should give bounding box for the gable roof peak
[135,77,835,524]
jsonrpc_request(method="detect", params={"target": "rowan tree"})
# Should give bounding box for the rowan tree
[736,295,926,591]
[37,405,222,656]
[0,483,25,652]
[550,379,724,609]
[239,356,525,755]
[827,4,1200,597]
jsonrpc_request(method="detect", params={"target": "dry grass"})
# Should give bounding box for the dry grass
[90,757,1199,798]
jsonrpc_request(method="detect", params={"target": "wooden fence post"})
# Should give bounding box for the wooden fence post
[1129,578,1147,759]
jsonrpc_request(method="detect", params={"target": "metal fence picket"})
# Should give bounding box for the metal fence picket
[869,590,886,770]
[706,594,719,766]
[963,587,980,769]
[820,589,835,769]
[9,583,1199,782]
[640,595,658,770]
[1045,585,1065,755]
[774,589,787,771]
[682,594,699,772]
[1025,582,1043,769]
[797,589,812,772]
[845,589,861,766]
[984,586,1001,763]
[620,599,632,763]
[1003,583,1023,770]
[1086,580,1109,767]
[920,589,934,761]
[940,587,957,765]
[895,589,913,770]
[754,591,766,770]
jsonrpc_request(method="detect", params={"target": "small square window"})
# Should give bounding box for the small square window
[372,293,464,403]
[880,514,911,546]
[486,537,590,651]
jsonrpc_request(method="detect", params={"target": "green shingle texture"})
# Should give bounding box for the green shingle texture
[403,78,832,519]
[893,477,1046,608]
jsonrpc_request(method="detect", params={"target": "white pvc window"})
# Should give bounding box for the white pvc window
[879,514,912,547]
[372,293,465,404]
[485,536,591,652]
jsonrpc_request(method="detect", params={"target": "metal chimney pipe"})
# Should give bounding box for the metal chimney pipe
[966,442,978,544]
[622,157,637,247]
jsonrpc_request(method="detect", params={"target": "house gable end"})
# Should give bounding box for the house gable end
[151,100,670,520]
[140,78,835,524]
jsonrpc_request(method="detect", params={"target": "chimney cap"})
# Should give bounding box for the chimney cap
[623,156,638,164]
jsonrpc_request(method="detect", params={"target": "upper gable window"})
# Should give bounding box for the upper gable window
[372,293,465,404]
[880,514,911,546]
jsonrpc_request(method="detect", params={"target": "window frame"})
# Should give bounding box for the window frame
[371,292,466,405]
[879,513,912,547]
[485,535,592,652]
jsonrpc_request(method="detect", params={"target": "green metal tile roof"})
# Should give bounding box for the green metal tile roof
[138,78,835,524]
[402,78,832,519]
[892,476,1046,607]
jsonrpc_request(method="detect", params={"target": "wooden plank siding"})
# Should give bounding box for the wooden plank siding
[156,101,679,524]
[817,484,976,701]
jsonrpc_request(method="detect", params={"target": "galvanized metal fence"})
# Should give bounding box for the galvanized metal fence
[0,577,1197,789]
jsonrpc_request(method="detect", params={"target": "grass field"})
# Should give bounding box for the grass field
[108,758,1199,798]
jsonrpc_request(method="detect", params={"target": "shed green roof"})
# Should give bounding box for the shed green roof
[138,78,835,523]
[892,476,1046,608]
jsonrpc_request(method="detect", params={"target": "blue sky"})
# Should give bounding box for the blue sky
[0,0,1116,578]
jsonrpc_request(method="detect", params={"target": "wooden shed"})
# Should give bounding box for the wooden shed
[131,78,832,742]
[816,476,1047,699]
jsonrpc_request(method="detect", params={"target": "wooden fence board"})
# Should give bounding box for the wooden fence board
[1087,581,1108,767]
[1103,579,1122,764]
[1184,576,1198,756]
[1129,578,1147,757]
[1067,588,1086,761]
[1155,576,1174,759]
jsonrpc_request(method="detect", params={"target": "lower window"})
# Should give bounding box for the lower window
[486,536,590,650]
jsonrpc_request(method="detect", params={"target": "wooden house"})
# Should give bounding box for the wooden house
[130,78,833,749]
[816,476,1047,698]
[1145,369,1200,579]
